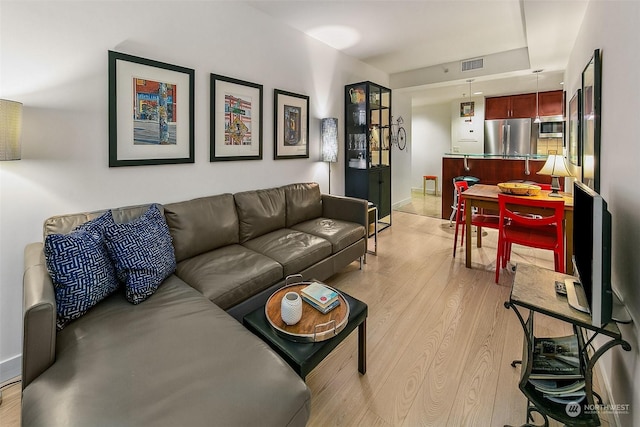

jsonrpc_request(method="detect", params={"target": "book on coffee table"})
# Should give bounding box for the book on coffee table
[301,281,339,309]
[302,296,341,314]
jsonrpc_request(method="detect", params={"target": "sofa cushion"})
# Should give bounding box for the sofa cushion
[164,194,238,262]
[22,275,311,427]
[175,245,283,310]
[243,229,332,276]
[282,182,323,228]
[234,187,286,243]
[291,218,366,253]
[43,204,159,238]
[44,211,119,329]
[104,204,176,304]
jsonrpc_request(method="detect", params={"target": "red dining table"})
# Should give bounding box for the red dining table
[461,184,574,274]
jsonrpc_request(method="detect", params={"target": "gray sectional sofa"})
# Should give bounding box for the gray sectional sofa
[22,182,368,427]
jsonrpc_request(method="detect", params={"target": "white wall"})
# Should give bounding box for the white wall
[565,1,640,425]
[0,1,388,381]
[391,91,412,207]
[411,103,451,193]
[450,96,485,154]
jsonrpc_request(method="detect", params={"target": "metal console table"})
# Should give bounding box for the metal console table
[505,263,631,427]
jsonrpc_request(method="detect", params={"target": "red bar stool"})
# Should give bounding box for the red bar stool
[423,175,438,196]
[452,180,500,258]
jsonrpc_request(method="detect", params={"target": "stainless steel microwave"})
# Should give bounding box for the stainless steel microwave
[537,116,564,138]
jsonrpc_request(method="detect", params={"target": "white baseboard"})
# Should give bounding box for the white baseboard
[392,197,412,209]
[411,186,439,195]
[0,355,21,384]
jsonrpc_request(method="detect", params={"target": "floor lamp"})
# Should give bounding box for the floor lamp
[0,99,23,161]
[0,99,21,405]
[321,118,338,194]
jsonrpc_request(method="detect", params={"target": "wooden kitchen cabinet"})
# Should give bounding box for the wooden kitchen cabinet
[485,91,563,119]
[510,93,537,118]
[538,90,564,116]
[485,94,535,119]
[485,96,510,119]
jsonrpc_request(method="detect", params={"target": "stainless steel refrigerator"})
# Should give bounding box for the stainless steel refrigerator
[484,118,535,156]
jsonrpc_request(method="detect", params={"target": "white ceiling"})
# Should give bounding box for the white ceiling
[247,0,588,106]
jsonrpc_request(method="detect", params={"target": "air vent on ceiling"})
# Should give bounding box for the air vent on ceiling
[461,57,484,72]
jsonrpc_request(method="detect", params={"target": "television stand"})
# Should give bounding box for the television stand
[565,279,590,314]
[505,263,631,427]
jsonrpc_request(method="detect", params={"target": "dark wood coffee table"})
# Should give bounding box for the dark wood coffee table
[243,286,367,380]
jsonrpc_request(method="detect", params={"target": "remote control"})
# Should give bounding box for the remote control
[555,280,567,295]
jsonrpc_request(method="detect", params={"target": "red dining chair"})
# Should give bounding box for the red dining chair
[495,194,565,283]
[452,180,500,257]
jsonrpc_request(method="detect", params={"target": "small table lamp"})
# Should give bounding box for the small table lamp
[321,118,338,194]
[537,152,572,197]
[582,154,595,188]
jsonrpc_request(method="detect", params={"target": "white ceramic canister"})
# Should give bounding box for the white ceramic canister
[281,291,303,325]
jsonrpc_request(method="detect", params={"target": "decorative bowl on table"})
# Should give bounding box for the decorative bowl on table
[497,182,542,196]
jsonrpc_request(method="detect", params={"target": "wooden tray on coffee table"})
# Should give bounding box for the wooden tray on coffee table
[265,282,350,343]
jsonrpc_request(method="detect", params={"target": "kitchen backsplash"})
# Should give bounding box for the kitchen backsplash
[536,137,563,155]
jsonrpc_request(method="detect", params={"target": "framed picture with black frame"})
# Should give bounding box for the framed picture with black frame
[108,51,195,167]
[210,74,263,161]
[581,48,602,191]
[273,89,309,159]
[567,89,582,167]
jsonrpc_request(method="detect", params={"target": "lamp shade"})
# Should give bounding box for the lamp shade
[0,99,22,160]
[321,117,338,163]
[537,154,572,178]
[583,155,595,180]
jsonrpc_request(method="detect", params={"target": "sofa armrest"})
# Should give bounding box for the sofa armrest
[22,242,57,389]
[321,194,368,228]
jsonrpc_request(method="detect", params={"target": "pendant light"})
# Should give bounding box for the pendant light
[533,70,543,124]
[466,79,474,124]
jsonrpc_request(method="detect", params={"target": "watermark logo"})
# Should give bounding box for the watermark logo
[565,402,631,417]
[566,402,582,417]
[584,403,631,415]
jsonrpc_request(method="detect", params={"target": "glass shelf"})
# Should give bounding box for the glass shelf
[444,153,550,160]
[346,82,391,169]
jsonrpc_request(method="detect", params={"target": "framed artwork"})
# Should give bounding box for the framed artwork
[108,51,194,167]
[460,101,474,117]
[581,48,602,191]
[210,74,263,161]
[567,89,582,167]
[274,89,309,159]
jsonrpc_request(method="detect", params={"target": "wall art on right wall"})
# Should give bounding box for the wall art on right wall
[581,48,602,192]
[567,88,582,167]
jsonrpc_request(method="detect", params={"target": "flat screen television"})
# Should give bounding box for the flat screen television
[565,180,613,326]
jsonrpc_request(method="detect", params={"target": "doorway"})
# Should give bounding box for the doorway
[394,188,442,218]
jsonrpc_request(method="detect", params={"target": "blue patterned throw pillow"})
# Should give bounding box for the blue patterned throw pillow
[104,204,176,304]
[44,211,119,330]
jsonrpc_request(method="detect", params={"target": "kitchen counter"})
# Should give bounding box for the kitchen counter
[441,156,557,220]
[444,153,549,160]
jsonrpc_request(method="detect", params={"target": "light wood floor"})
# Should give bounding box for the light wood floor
[395,189,443,219]
[0,379,21,426]
[308,211,612,427]
[0,211,613,426]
